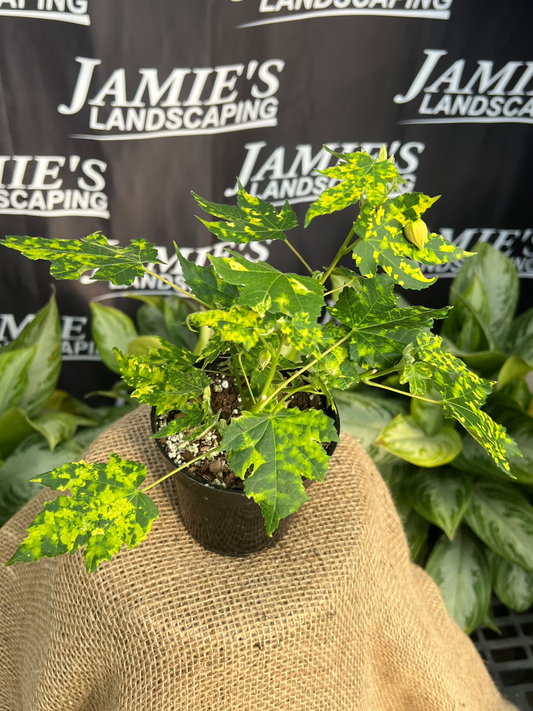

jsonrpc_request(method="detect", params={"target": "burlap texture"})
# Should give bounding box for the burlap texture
[0,405,516,711]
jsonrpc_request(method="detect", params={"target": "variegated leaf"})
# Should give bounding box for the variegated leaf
[210,252,324,320]
[305,149,399,226]
[222,408,338,535]
[175,245,240,308]
[408,468,472,539]
[395,499,430,561]
[400,333,520,473]
[309,323,361,391]
[352,193,471,290]
[328,275,448,368]
[6,453,159,573]
[0,346,37,418]
[280,313,324,357]
[193,183,297,242]
[115,340,208,415]
[375,415,462,468]
[91,302,138,374]
[489,552,533,612]
[426,527,491,634]
[465,480,533,572]
[0,233,161,286]
[188,305,276,351]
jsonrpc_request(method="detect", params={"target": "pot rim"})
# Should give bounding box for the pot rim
[150,396,340,497]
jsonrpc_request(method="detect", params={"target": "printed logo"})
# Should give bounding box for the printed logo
[422,228,533,277]
[224,140,425,205]
[0,0,89,26]
[0,155,109,218]
[0,313,99,361]
[230,0,452,29]
[59,57,284,142]
[395,50,533,125]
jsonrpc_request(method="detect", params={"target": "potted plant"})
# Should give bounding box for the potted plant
[0,147,520,571]
[336,243,533,634]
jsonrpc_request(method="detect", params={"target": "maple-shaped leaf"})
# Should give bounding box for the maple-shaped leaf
[222,408,338,535]
[280,312,324,357]
[193,183,297,243]
[1,233,161,286]
[151,401,205,439]
[352,193,471,290]
[210,252,324,320]
[115,340,209,415]
[400,333,520,473]
[310,323,362,391]
[328,275,449,368]
[189,305,276,351]
[305,149,400,226]
[6,454,159,573]
[175,245,239,308]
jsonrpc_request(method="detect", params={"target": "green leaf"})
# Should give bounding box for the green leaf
[443,273,492,349]
[305,149,399,226]
[0,347,37,418]
[331,389,406,452]
[280,312,324,357]
[395,498,430,560]
[465,480,533,572]
[193,184,297,242]
[6,453,159,573]
[162,296,201,352]
[127,336,162,356]
[210,252,324,320]
[222,408,338,535]
[426,528,491,634]
[410,395,444,436]
[308,326,362,392]
[0,437,83,528]
[0,233,161,286]
[0,407,80,459]
[490,552,533,612]
[508,307,533,363]
[3,293,62,417]
[30,412,79,451]
[175,246,240,309]
[0,408,37,459]
[151,401,205,439]
[408,468,472,539]
[498,355,533,390]
[376,414,462,467]
[449,242,519,346]
[91,303,138,374]
[400,334,520,473]
[189,305,275,351]
[116,340,208,415]
[328,275,448,368]
[352,193,471,290]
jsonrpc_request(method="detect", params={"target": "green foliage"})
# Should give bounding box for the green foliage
[222,408,338,535]
[1,148,516,575]
[7,454,159,573]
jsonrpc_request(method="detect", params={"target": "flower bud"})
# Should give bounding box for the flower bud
[258,349,271,370]
[378,145,388,161]
[404,220,428,250]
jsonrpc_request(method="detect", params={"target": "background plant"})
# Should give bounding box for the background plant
[0,147,520,573]
[336,243,533,633]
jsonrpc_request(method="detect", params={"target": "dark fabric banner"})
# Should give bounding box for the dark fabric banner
[0,0,531,395]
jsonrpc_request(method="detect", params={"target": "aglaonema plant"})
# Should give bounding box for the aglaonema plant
[0,146,520,573]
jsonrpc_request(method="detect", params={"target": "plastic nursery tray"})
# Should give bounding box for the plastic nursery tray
[473,600,533,710]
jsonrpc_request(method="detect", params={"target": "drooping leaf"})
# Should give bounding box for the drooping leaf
[498,355,533,391]
[188,305,276,351]
[426,527,491,634]
[91,302,138,374]
[352,193,471,290]
[115,340,209,415]
[394,498,430,560]
[410,395,444,436]
[449,242,519,347]
[175,245,240,309]
[193,184,297,242]
[0,437,83,528]
[400,333,520,473]
[328,275,448,368]
[0,233,161,286]
[3,293,62,417]
[6,453,159,573]
[376,414,462,467]
[490,552,533,612]
[210,252,324,320]
[408,468,472,539]
[465,480,533,572]
[222,408,338,535]
[305,149,400,226]
[0,347,37,418]
[30,412,79,451]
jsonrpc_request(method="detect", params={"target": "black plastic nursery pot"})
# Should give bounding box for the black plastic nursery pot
[150,401,340,556]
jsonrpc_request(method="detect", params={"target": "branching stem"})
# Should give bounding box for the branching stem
[284,239,314,275]
[140,445,221,493]
[320,226,356,286]
[144,269,211,309]
[364,379,441,404]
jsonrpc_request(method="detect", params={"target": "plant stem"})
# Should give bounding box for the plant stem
[232,355,245,400]
[324,278,356,297]
[364,379,442,404]
[277,384,319,408]
[253,337,284,412]
[144,269,211,309]
[238,351,256,404]
[361,366,400,382]
[284,239,314,275]
[140,445,221,493]
[319,226,355,286]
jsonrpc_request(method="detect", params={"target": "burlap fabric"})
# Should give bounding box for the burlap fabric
[0,406,515,711]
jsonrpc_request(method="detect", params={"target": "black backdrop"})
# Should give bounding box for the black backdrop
[0,0,531,396]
